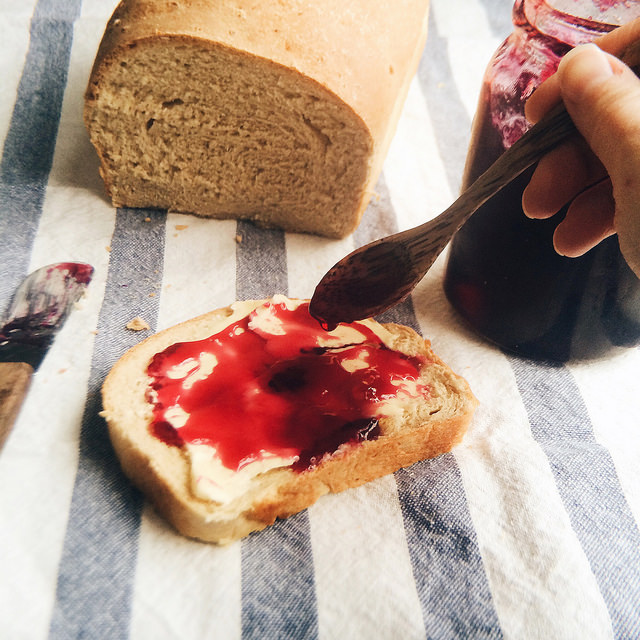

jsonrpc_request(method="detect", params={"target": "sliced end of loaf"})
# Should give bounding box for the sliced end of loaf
[84,36,373,238]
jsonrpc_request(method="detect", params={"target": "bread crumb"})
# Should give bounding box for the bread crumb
[235,234,243,244]
[126,316,150,331]
[149,292,156,298]
[175,224,188,231]
[106,245,112,252]
[144,217,151,222]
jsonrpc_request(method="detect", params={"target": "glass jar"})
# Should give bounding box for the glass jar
[443,0,640,362]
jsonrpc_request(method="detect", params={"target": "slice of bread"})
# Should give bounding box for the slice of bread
[101,297,476,544]
[83,0,430,238]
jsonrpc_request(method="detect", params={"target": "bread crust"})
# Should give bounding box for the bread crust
[101,299,476,544]
[84,0,430,237]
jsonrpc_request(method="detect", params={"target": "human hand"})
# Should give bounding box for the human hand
[522,18,640,277]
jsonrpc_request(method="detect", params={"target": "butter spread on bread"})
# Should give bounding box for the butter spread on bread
[84,0,430,237]
[101,297,476,544]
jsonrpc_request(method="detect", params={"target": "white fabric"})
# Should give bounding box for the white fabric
[0,1,638,638]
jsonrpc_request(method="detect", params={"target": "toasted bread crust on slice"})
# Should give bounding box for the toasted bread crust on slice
[102,299,476,544]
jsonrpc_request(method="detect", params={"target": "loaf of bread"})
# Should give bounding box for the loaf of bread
[101,296,476,544]
[84,0,430,237]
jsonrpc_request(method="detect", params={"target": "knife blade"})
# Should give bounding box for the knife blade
[0,262,94,449]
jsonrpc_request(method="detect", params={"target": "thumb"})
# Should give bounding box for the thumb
[557,43,640,276]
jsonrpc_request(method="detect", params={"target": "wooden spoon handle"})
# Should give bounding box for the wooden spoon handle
[0,362,33,450]
[405,38,640,266]
[400,103,574,266]
[454,37,640,235]
[447,103,572,226]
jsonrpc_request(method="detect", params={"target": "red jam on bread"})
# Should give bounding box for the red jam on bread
[145,297,430,498]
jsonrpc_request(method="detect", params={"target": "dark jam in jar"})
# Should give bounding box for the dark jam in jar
[146,299,429,473]
[444,0,640,361]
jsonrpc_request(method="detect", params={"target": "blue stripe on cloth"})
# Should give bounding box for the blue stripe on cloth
[236,220,288,299]
[415,10,472,195]
[235,220,318,639]
[355,174,422,330]
[0,0,81,308]
[354,174,423,330]
[509,357,640,638]
[49,208,166,640]
[358,175,503,638]
[241,513,318,639]
[396,457,503,639]
[476,0,514,38]
[353,174,398,245]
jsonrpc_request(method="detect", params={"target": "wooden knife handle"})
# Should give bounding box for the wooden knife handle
[0,362,33,450]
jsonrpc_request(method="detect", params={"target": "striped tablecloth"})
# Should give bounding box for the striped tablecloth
[1,0,639,638]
